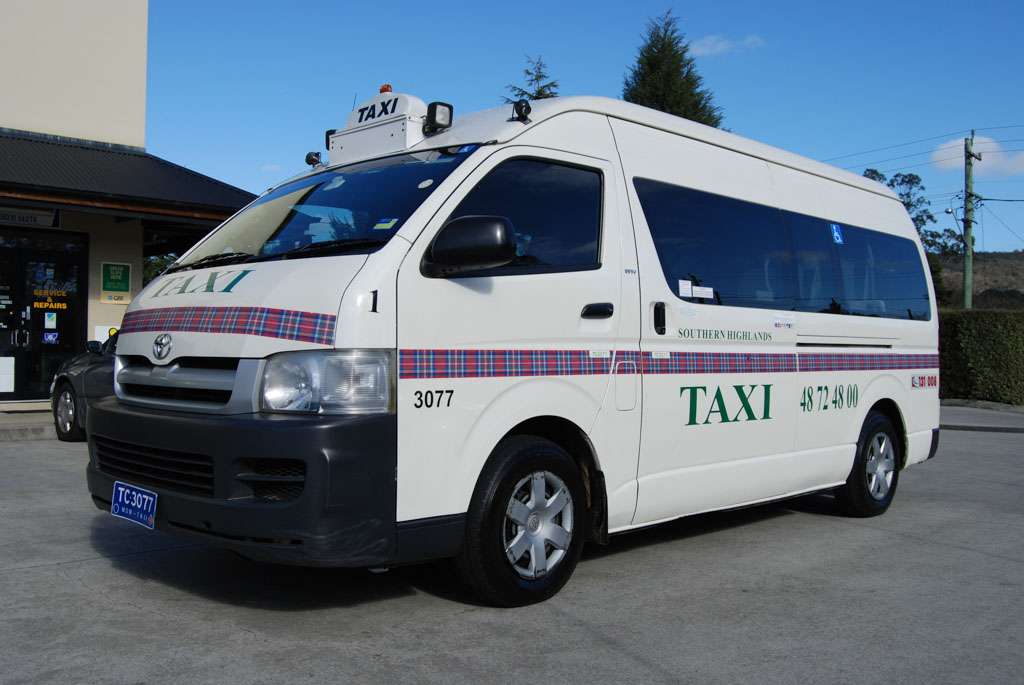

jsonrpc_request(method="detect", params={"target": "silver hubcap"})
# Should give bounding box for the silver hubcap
[865,432,896,500]
[56,390,75,433]
[503,471,574,579]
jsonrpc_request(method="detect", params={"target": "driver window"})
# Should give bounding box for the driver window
[447,159,602,273]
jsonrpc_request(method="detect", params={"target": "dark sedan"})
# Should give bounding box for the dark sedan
[50,331,117,441]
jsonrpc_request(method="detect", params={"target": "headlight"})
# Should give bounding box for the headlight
[261,349,394,415]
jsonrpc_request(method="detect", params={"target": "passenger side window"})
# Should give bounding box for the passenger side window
[448,159,602,272]
[634,178,797,310]
[788,214,843,314]
[633,178,931,320]
[837,226,931,320]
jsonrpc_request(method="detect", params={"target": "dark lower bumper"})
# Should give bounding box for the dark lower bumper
[86,397,462,567]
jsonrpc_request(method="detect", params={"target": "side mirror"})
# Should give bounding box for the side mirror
[86,340,102,354]
[422,215,517,277]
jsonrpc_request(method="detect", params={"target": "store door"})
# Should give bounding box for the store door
[0,229,88,401]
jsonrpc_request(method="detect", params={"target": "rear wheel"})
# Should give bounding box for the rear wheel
[53,382,85,442]
[835,411,900,517]
[455,435,586,607]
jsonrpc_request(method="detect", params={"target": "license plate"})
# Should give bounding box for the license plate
[110,481,158,530]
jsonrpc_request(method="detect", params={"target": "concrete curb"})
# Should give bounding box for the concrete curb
[941,399,1024,414]
[940,424,1024,434]
[0,424,56,442]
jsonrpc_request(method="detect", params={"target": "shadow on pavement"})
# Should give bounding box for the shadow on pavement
[89,493,839,608]
[88,516,434,609]
[583,501,797,561]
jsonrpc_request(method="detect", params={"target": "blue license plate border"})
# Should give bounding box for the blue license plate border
[110,481,158,530]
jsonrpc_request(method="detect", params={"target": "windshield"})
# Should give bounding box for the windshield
[173,145,477,269]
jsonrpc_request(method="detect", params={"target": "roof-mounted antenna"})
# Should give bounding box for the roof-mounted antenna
[351,92,358,111]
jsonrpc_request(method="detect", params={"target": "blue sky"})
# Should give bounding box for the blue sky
[147,0,1024,251]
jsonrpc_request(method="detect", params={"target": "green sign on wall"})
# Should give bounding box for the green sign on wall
[101,262,132,304]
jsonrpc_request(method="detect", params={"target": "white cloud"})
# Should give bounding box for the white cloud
[691,34,765,57]
[932,136,1024,176]
[260,163,282,173]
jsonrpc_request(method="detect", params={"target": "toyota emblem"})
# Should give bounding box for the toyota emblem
[153,333,173,360]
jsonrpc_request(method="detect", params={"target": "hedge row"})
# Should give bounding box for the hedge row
[939,309,1024,405]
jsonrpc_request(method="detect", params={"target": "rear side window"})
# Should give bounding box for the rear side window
[633,178,797,310]
[634,178,931,320]
[448,159,602,272]
[837,226,931,320]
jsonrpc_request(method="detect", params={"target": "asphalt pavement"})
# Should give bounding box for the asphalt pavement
[1,427,1021,684]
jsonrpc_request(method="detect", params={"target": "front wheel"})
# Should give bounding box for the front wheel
[835,411,901,517]
[455,435,586,607]
[53,382,86,442]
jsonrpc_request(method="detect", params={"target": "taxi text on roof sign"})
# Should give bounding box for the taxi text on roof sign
[328,92,431,166]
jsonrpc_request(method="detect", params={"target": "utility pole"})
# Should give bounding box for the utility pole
[962,130,982,309]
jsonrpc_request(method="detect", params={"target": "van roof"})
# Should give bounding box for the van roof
[409,96,899,201]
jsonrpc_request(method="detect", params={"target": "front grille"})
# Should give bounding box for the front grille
[235,458,306,503]
[94,435,215,497]
[120,356,240,371]
[116,355,245,411]
[121,384,232,405]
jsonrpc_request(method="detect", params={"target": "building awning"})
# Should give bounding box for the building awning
[0,129,256,220]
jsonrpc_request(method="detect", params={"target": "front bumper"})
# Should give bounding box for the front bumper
[86,397,448,567]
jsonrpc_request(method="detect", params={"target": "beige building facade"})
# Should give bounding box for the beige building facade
[0,0,253,405]
[1,0,148,149]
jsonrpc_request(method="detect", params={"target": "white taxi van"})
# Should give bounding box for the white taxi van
[87,88,940,606]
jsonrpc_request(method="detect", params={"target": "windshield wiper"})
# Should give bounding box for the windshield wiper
[165,252,255,274]
[273,238,389,259]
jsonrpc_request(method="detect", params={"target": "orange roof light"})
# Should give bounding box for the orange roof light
[379,83,393,93]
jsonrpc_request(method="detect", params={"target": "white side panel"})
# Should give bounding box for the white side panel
[395,116,641,524]
[622,444,850,532]
[612,120,801,524]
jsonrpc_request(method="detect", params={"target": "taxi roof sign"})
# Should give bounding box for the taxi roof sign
[328,92,429,165]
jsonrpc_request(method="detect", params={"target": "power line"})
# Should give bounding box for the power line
[843,139,1024,171]
[878,148,1024,174]
[980,197,1024,202]
[821,125,1024,162]
[878,156,961,174]
[823,129,971,162]
[983,205,1024,246]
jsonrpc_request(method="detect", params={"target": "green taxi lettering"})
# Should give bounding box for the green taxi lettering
[679,383,774,426]
[151,270,253,297]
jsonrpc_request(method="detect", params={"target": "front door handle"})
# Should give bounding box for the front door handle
[653,301,666,335]
[581,302,614,319]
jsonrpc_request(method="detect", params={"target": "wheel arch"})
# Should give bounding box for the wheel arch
[500,416,609,544]
[867,397,908,469]
[50,374,73,406]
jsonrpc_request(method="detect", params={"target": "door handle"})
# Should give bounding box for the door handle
[653,301,666,335]
[580,302,614,319]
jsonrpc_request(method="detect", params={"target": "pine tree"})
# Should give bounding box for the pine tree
[505,56,559,102]
[623,11,722,127]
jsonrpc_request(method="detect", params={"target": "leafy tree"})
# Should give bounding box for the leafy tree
[926,253,955,307]
[144,253,178,285]
[505,56,559,102]
[863,168,961,254]
[623,11,722,127]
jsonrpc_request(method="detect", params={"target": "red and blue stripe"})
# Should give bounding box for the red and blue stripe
[398,349,939,379]
[120,306,336,345]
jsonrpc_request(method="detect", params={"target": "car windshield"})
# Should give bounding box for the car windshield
[173,146,477,269]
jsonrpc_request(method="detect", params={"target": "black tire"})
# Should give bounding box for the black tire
[53,382,86,442]
[835,411,901,517]
[455,435,587,607]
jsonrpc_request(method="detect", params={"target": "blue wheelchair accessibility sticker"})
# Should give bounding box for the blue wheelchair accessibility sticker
[830,223,845,245]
